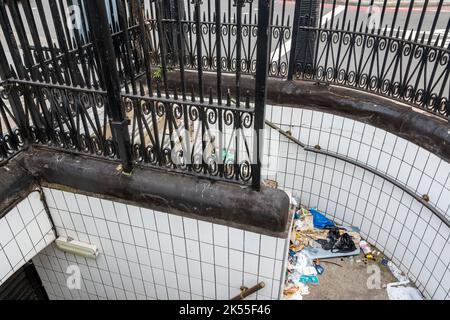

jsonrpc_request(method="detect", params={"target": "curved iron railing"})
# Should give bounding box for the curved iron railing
[288,0,450,119]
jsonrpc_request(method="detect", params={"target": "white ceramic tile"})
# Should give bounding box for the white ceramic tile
[214,246,228,268]
[5,208,24,235]
[186,239,200,261]
[107,221,122,242]
[141,208,156,230]
[243,253,259,275]
[0,218,14,247]
[16,198,35,225]
[15,229,34,257]
[0,250,12,281]
[51,190,68,211]
[168,214,184,237]
[203,280,216,299]
[244,231,260,255]
[26,219,43,246]
[183,217,198,240]
[190,277,203,296]
[162,253,176,272]
[101,199,117,222]
[228,227,244,251]
[63,192,80,213]
[114,202,130,225]
[198,221,213,244]
[213,224,228,247]
[199,242,214,264]
[132,226,147,248]
[119,223,134,244]
[215,265,229,286]
[172,236,186,257]
[36,211,52,235]
[95,218,110,238]
[229,249,243,271]
[88,197,104,219]
[127,205,143,227]
[201,262,215,282]
[158,233,173,254]
[74,194,91,216]
[260,235,277,258]
[154,211,170,234]
[3,239,23,268]
[188,259,202,279]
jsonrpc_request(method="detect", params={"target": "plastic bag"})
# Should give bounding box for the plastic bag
[309,208,334,229]
[387,282,423,300]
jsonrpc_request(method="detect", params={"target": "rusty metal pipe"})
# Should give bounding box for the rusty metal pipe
[231,282,265,300]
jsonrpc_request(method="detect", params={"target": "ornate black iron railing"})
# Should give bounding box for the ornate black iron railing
[288,0,450,119]
[0,0,272,188]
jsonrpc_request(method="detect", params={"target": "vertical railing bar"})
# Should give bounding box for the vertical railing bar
[155,0,170,98]
[48,0,81,86]
[174,0,191,172]
[35,0,66,84]
[21,0,50,83]
[287,0,303,80]
[85,0,133,173]
[193,0,204,103]
[215,0,223,178]
[58,0,73,51]
[252,0,272,190]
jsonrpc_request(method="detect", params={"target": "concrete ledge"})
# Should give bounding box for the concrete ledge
[0,156,37,218]
[10,147,291,238]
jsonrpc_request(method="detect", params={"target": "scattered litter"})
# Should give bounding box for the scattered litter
[303,245,360,260]
[314,263,324,275]
[283,203,416,300]
[387,261,410,283]
[283,205,359,299]
[299,275,319,284]
[387,282,423,300]
[309,208,335,229]
[283,284,303,300]
[359,240,374,260]
[300,266,318,276]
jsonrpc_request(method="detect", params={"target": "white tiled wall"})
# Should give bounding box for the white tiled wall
[0,191,56,286]
[263,105,450,300]
[33,188,288,300]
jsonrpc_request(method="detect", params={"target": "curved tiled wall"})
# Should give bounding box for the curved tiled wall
[263,105,450,300]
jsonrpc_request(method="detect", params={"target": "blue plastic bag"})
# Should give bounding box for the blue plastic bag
[309,208,334,229]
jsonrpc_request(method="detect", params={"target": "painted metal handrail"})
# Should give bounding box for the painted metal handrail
[266,119,450,229]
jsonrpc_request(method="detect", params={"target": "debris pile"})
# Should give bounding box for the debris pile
[282,203,421,300]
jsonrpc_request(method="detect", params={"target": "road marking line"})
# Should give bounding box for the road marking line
[269,5,345,64]
[321,5,346,27]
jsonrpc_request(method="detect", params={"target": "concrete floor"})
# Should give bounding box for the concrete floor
[304,253,398,300]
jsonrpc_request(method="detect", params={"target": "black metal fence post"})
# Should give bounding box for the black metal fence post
[287,0,303,81]
[287,0,318,81]
[85,0,132,173]
[252,0,273,190]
